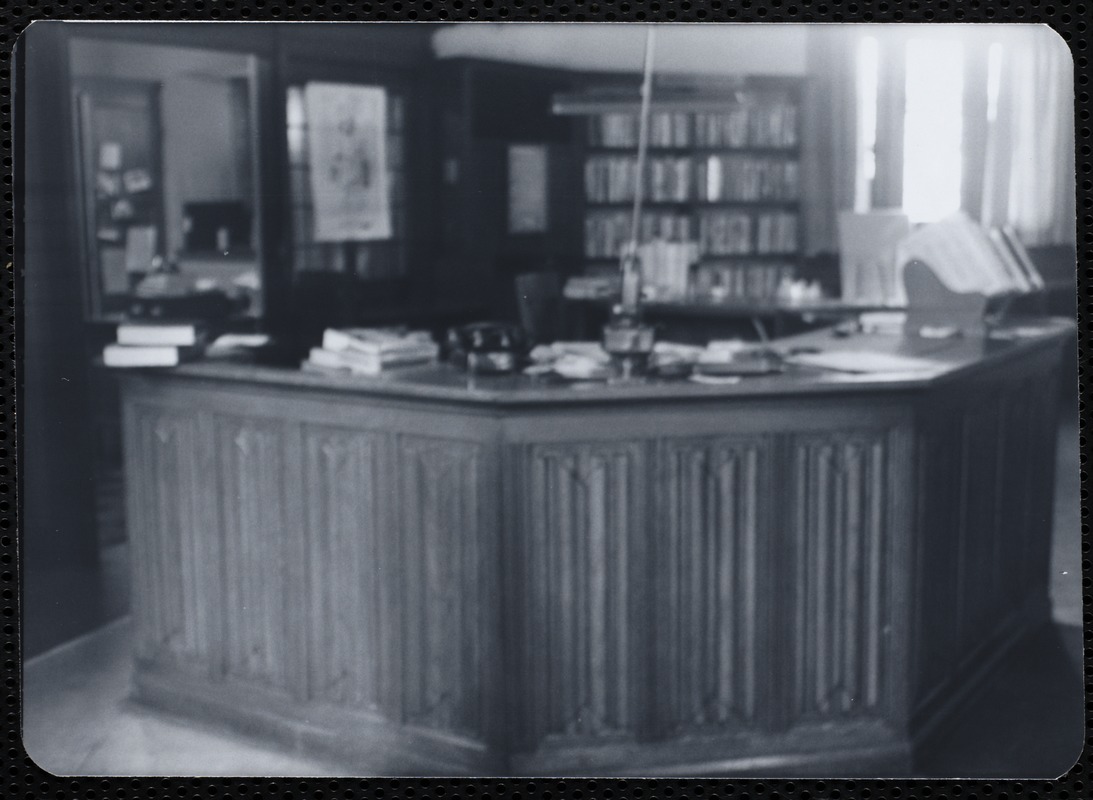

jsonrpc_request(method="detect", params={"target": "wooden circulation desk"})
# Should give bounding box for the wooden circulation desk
[119,321,1072,776]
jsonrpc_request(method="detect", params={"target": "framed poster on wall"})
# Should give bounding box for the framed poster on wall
[304,82,393,242]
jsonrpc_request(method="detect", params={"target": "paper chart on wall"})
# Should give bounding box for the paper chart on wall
[305,82,392,242]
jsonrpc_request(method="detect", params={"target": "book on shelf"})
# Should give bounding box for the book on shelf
[754,211,799,254]
[588,111,692,149]
[102,343,204,368]
[693,103,798,149]
[584,210,693,259]
[116,321,208,347]
[698,210,753,255]
[696,155,799,202]
[692,261,798,302]
[584,155,692,203]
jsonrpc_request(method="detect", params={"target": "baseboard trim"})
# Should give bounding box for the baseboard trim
[510,721,913,778]
[132,664,501,776]
[910,596,1051,761]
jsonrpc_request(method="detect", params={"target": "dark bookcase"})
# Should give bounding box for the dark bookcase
[557,75,805,303]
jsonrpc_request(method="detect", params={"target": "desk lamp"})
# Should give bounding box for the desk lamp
[601,27,657,380]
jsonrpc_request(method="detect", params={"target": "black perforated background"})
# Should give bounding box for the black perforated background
[3,2,1090,796]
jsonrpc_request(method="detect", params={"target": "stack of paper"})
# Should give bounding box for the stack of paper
[304,328,438,376]
[784,349,945,374]
[638,240,701,299]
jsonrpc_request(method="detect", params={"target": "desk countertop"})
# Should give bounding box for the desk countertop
[138,319,1074,409]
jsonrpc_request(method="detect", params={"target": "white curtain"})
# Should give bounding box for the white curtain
[979,26,1075,246]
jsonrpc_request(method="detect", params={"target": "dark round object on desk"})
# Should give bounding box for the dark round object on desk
[445,322,527,374]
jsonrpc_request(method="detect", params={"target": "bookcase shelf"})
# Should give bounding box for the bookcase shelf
[559,75,806,304]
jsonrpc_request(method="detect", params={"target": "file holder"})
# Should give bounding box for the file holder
[902,258,1024,336]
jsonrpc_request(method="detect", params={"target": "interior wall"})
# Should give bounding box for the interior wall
[431,23,809,75]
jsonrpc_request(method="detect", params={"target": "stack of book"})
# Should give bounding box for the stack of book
[102,321,207,368]
[303,328,439,376]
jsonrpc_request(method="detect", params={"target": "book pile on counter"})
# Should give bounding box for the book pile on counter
[303,328,439,376]
[102,322,208,367]
[102,323,271,367]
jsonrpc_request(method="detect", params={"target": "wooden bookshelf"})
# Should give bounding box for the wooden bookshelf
[556,76,805,304]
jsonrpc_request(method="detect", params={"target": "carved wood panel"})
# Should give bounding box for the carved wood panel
[912,408,964,702]
[513,441,648,746]
[788,432,893,722]
[301,425,387,711]
[654,436,769,734]
[958,396,1006,649]
[396,435,497,739]
[215,415,294,694]
[127,404,217,667]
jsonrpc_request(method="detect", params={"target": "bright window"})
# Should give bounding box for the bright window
[854,36,880,213]
[901,39,965,223]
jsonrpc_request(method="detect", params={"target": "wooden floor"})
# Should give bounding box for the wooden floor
[21,413,1084,778]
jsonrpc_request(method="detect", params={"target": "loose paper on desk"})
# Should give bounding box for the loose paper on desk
[784,349,945,374]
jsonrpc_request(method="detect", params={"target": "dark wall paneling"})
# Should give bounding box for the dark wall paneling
[19,22,102,657]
